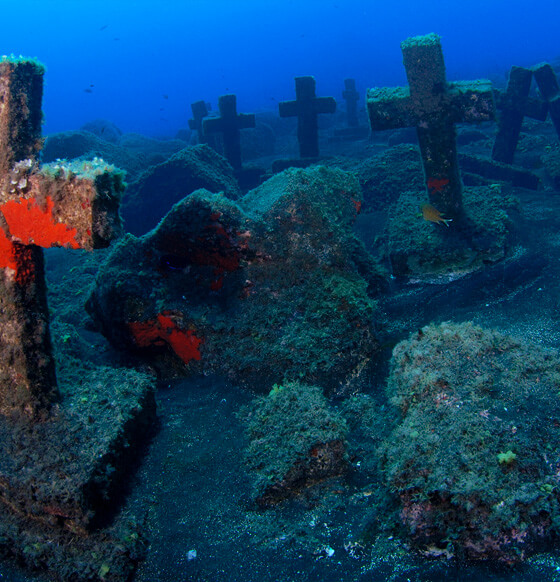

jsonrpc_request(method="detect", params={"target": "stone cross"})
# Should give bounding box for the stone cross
[367,33,494,218]
[188,100,209,141]
[533,63,560,140]
[203,94,255,170]
[279,76,336,158]
[342,78,360,127]
[0,58,123,420]
[492,66,548,164]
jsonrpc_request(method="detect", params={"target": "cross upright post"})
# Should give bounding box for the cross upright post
[533,63,560,139]
[188,100,210,142]
[279,76,336,158]
[203,94,255,170]
[0,58,123,420]
[367,34,495,219]
[492,66,548,163]
[342,78,360,127]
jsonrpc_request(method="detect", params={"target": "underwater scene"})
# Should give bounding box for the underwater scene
[1,0,560,580]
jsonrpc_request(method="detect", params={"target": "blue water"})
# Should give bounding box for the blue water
[1,0,558,136]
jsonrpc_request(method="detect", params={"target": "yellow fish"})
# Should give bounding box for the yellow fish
[421,204,452,227]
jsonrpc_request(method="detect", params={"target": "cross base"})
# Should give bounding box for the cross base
[386,185,517,279]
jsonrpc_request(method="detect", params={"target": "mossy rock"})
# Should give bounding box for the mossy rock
[380,321,560,562]
[241,381,349,506]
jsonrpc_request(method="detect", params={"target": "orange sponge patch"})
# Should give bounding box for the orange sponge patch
[128,313,202,365]
[0,229,16,270]
[0,196,80,249]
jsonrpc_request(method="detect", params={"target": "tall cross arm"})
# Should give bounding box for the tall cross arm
[533,63,560,101]
[447,80,495,124]
[0,158,124,258]
[315,96,336,115]
[238,112,256,130]
[366,87,415,130]
[202,116,224,134]
[278,100,299,118]
[0,58,44,176]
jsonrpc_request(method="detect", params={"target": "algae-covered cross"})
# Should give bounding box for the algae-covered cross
[279,76,336,158]
[203,94,255,170]
[492,66,548,164]
[0,58,123,420]
[367,33,495,219]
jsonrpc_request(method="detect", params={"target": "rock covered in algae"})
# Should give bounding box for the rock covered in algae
[380,321,560,562]
[240,381,349,507]
[121,144,241,235]
[87,165,382,394]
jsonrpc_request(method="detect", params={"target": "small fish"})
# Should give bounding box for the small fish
[99,24,109,31]
[421,204,452,227]
[162,94,169,100]
[83,88,93,93]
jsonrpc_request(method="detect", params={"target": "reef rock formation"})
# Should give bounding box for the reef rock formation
[41,129,188,183]
[380,321,560,563]
[121,144,241,235]
[241,381,348,507]
[87,165,381,394]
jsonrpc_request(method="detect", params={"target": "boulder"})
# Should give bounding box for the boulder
[87,165,381,394]
[241,381,348,507]
[380,321,560,562]
[121,144,241,235]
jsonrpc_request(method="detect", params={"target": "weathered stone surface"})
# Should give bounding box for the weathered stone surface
[121,144,241,235]
[0,157,124,418]
[542,148,560,189]
[533,62,560,139]
[342,78,360,127]
[0,57,124,420]
[87,166,381,394]
[492,66,548,164]
[357,144,424,210]
[380,322,560,562]
[188,99,209,137]
[0,56,157,582]
[0,366,155,534]
[203,94,255,170]
[0,338,156,580]
[241,381,348,507]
